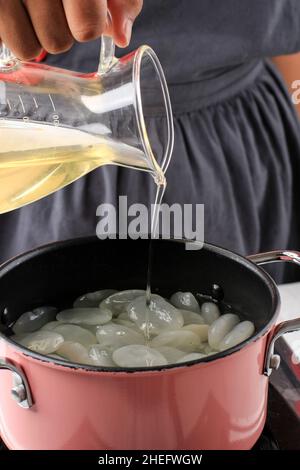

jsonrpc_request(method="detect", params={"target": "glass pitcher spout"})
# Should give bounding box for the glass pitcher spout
[0,38,174,214]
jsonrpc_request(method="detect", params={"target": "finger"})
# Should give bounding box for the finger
[0,0,42,60]
[108,0,143,47]
[23,0,73,54]
[62,0,107,43]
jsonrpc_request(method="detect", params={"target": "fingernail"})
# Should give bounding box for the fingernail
[123,19,133,45]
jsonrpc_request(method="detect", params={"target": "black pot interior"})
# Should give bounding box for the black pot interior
[0,238,278,343]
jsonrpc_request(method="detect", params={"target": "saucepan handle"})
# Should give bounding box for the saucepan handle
[0,358,33,408]
[248,250,300,376]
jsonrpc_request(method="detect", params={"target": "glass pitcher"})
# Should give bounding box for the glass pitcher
[0,35,174,214]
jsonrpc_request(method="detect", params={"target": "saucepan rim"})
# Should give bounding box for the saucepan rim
[0,237,280,373]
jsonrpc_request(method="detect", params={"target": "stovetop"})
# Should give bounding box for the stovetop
[263,341,300,449]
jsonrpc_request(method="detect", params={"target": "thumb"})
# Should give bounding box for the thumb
[107,0,143,47]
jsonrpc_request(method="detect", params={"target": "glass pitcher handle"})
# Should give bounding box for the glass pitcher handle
[0,43,16,69]
[98,35,116,74]
[98,11,117,74]
[1,22,116,74]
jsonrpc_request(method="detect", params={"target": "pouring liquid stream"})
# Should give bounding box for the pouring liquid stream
[144,176,167,341]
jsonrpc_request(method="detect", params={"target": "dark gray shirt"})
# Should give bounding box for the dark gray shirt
[46,0,300,82]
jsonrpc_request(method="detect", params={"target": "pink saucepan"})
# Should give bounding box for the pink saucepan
[0,238,300,449]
